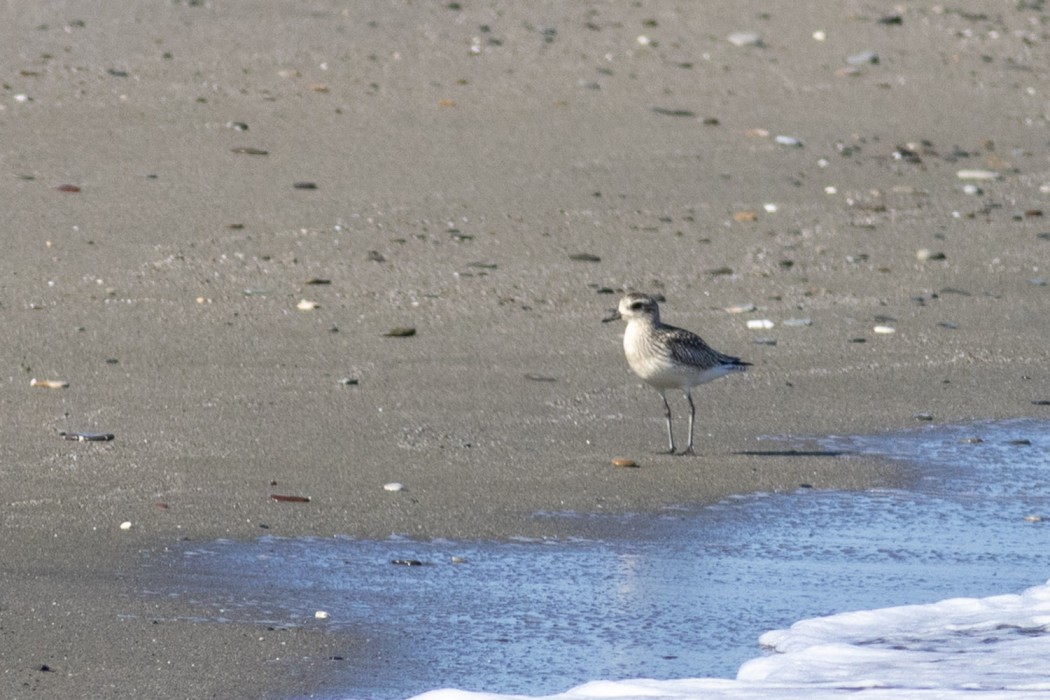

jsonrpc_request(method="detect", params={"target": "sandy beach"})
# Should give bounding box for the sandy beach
[2,1,1049,697]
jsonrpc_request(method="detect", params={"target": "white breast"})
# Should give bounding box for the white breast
[623,321,733,389]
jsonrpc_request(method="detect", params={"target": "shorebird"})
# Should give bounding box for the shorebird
[603,293,750,455]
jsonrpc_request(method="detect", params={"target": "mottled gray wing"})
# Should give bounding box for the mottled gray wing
[663,326,748,370]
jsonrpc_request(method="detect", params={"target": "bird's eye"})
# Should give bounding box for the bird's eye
[629,302,644,310]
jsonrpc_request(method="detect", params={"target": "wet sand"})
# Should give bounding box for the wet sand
[2,2,1049,698]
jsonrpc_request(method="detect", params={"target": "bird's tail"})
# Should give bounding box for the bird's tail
[721,354,751,370]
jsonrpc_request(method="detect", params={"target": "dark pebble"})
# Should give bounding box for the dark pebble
[270,494,310,503]
[913,413,934,421]
[651,107,696,117]
[304,277,331,285]
[366,250,386,262]
[1032,400,1050,406]
[569,253,601,262]
[293,181,318,189]
[525,373,557,382]
[61,432,115,441]
[230,147,268,155]
[56,184,81,193]
[391,559,424,566]
[894,147,922,163]
[384,327,416,337]
[1008,439,1032,446]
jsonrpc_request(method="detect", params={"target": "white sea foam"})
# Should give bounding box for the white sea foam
[409,580,1050,700]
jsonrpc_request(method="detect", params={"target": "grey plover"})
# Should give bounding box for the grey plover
[603,292,750,455]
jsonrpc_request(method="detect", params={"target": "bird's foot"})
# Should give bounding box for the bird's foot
[676,446,696,456]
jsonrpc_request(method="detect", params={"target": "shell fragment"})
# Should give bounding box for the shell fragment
[956,169,1001,181]
[31,378,69,389]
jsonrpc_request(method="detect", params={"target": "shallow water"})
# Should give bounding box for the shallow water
[141,419,1050,699]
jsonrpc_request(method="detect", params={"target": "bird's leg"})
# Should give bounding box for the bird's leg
[659,391,675,454]
[679,390,696,456]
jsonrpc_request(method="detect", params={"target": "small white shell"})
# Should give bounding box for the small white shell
[383,482,406,492]
[314,610,330,619]
[747,319,775,330]
[956,169,1001,181]
[873,325,896,334]
[30,378,70,389]
[774,135,803,148]
[727,32,761,47]
[119,521,132,530]
[297,299,320,311]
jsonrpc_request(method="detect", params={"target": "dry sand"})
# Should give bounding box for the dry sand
[2,1,1050,697]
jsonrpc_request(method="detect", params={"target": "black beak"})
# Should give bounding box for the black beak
[601,309,621,323]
